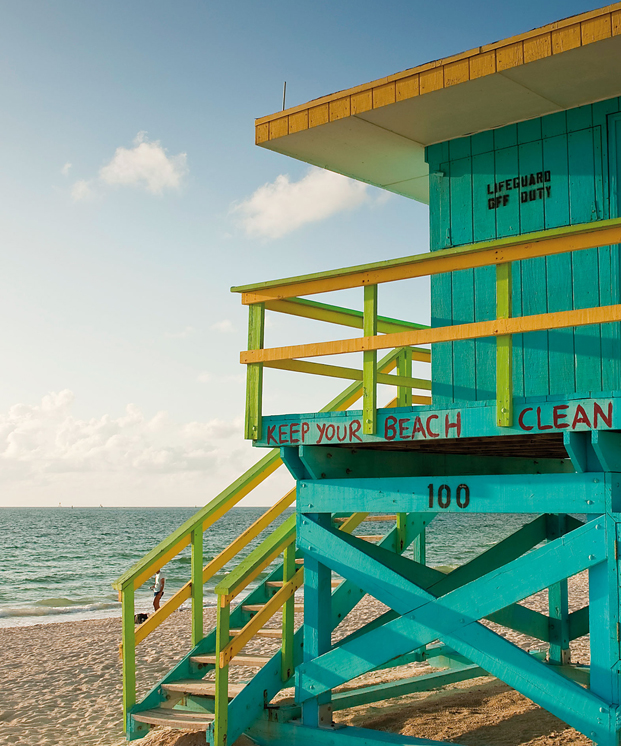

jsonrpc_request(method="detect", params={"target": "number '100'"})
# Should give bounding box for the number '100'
[428,483,470,509]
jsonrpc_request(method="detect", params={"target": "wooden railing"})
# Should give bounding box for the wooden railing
[232,217,621,434]
[111,348,407,732]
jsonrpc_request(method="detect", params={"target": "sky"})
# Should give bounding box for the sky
[0,0,605,506]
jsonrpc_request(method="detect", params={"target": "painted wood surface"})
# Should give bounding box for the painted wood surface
[427,98,621,407]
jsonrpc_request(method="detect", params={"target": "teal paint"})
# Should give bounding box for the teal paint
[426,97,621,407]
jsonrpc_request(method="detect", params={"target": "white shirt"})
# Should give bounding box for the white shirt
[154,572,165,593]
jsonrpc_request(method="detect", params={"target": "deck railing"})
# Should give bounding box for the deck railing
[111,348,406,732]
[232,217,621,435]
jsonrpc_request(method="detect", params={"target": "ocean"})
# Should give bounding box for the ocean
[0,507,535,628]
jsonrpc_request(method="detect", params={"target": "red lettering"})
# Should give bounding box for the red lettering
[412,416,426,439]
[336,424,347,442]
[536,407,553,431]
[518,408,534,431]
[325,424,335,441]
[349,420,362,442]
[385,416,397,441]
[316,423,327,444]
[301,422,309,442]
[267,425,278,445]
[426,415,439,439]
[552,405,569,429]
[398,418,411,439]
[572,405,592,429]
[290,423,300,444]
[445,412,462,438]
[594,402,613,428]
[278,424,289,443]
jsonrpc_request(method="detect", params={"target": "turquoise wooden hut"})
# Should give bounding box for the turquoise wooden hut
[114,5,621,746]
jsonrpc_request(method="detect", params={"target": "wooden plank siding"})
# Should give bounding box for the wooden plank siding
[426,97,621,407]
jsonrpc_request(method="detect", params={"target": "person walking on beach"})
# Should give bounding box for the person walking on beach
[151,569,165,611]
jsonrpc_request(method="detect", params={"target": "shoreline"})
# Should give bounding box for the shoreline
[4,574,591,746]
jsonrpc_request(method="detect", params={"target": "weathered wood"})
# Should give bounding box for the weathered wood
[132,709,214,730]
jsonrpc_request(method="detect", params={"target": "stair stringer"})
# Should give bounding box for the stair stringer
[127,557,289,740]
[219,521,424,746]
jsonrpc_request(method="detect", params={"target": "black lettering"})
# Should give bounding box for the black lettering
[456,484,470,509]
[529,174,536,186]
[546,185,552,197]
[521,175,529,187]
[529,189,536,201]
[544,170,551,182]
[521,191,528,203]
[536,171,543,184]
[438,484,451,509]
[488,197,496,210]
[487,183,494,195]
[428,483,434,509]
[498,181,504,193]
[537,187,544,198]
[513,177,520,189]
[505,179,512,190]
[503,194,509,206]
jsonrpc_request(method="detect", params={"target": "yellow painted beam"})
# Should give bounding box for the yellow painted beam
[235,219,621,304]
[241,304,621,365]
[264,359,431,390]
[220,568,304,666]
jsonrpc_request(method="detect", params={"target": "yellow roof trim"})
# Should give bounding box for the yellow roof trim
[255,3,621,145]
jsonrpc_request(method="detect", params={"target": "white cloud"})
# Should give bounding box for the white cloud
[196,372,211,383]
[233,167,370,239]
[70,132,188,201]
[99,131,187,194]
[210,319,235,333]
[71,179,93,201]
[61,162,72,176]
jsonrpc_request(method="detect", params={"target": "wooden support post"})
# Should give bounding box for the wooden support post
[282,543,296,682]
[121,582,136,733]
[396,347,412,407]
[496,262,513,427]
[363,285,377,435]
[301,513,332,728]
[245,303,265,440]
[548,515,570,665]
[191,526,203,647]
[214,597,230,746]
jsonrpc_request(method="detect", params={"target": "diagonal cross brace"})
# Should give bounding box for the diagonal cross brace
[296,518,610,739]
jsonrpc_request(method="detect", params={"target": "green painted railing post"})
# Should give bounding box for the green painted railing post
[281,543,296,682]
[396,513,407,552]
[214,596,230,746]
[191,526,203,647]
[397,347,413,407]
[245,302,265,440]
[363,284,378,435]
[496,262,513,427]
[121,582,136,733]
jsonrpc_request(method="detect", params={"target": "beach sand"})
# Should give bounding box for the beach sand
[1,572,591,746]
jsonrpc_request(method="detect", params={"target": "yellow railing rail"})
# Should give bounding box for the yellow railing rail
[232,217,621,434]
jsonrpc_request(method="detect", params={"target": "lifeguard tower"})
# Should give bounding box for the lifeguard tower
[114,5,621,745]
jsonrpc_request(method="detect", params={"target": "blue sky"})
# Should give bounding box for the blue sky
[0,0,603,505]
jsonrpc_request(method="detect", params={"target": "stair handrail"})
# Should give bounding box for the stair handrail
[117,346,407,732]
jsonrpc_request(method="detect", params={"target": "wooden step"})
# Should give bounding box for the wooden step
[355,535,385,541]
[132,708,214,730]
[230,627,282,639]
[162,679,246,698]
[191,654,273,668]
[334,515,397,523]
[242,603,304,613]
[295,558,304,564]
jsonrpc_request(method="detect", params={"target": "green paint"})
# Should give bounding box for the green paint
[281,543,296,682]
[191,527,204,647]
[496,262,512,427]
[396,348,412,407]
[214,600,230,746]
[245,302,265,441]
[363,284,377,435]
[121,583,136,733]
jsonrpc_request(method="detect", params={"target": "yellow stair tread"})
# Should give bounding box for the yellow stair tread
[162,679,246,697]
[132,708,214,730]
[242,603,304,612]
[191,653,272,667]
[266,580,341,588]
[356,535,385,541]
[230,627,282,638]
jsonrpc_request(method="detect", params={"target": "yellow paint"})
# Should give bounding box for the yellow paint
[254,4,621,143]
[288,110,309,134]
[241,304,621,365]
[220,569,304,666]
[238,220,621,304]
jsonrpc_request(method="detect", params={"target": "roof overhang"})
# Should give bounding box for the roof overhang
[255,4,621,204]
